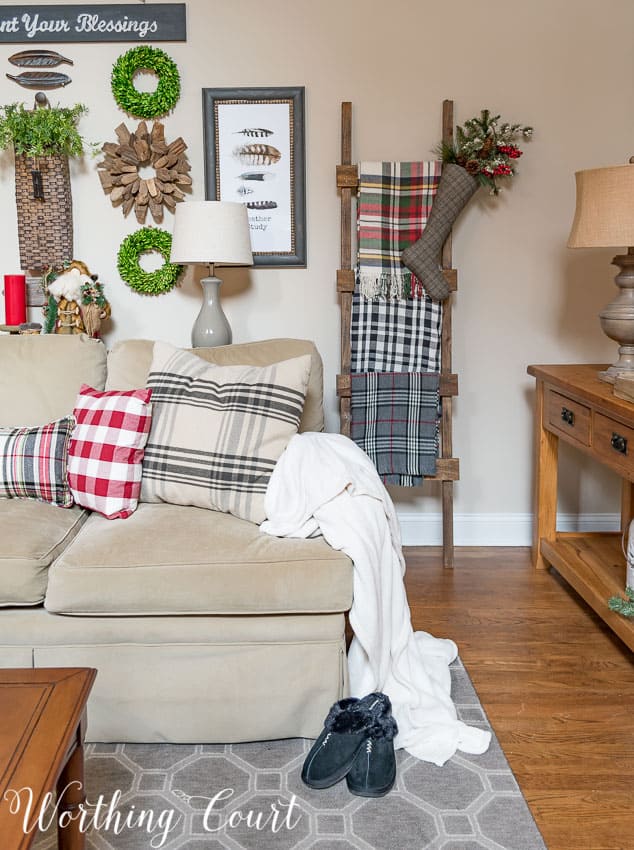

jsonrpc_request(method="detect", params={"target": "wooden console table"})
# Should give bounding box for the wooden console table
[528,364,634,651]
[0,668,96,849]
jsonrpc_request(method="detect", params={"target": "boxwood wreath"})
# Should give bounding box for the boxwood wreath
[117,227,183,295]
[111,46,180,119]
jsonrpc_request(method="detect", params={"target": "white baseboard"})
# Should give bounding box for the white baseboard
[396,511,621,547]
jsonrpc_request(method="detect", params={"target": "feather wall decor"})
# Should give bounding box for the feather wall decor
[234,128,274,138]
[237,172,275,181]
[9,50,73,67]
[246,200,278,210]
[6,71,72,89]
[233,144,281,166]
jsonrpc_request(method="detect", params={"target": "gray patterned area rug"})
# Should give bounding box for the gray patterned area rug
[32,660,546,850]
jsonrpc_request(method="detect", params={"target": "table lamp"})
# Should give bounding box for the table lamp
[568,163,634,382]
[170,201,253,347]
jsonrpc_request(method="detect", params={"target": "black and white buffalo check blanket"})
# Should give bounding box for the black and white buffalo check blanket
[350,287,442,374]
[350,371,440,486]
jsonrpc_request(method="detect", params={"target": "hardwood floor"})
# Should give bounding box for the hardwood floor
[403,546,634,850]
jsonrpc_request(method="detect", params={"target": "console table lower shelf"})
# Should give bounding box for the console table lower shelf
[540,531,634,652]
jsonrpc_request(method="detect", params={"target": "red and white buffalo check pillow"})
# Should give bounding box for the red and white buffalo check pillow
[67,385,153,519]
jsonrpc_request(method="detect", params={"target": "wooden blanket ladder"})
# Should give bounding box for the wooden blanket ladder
[336,99,459,568]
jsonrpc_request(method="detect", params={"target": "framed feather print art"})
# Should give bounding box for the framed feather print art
[203,86,306,267]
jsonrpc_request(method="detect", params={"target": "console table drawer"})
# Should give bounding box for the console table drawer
[593,413,634,478]
[545,389,591,445]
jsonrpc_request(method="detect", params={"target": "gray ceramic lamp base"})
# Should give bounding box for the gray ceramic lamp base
[598,254,634,384]
[191,276,232,348]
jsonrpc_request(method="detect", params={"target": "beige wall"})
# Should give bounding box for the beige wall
[1,0,633,537]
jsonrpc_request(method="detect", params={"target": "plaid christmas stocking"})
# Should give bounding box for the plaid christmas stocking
[401,163,478,301]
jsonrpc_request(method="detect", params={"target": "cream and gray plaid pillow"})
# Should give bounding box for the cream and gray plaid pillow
[141,342,311,524]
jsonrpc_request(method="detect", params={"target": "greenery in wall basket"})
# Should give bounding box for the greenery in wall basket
[111,46,181,119]
[117,226,183,295]
[0,102,90,156]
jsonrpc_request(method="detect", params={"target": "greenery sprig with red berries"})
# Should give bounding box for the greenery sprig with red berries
[438,109,533,195]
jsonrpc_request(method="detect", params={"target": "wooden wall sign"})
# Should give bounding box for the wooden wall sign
[0,5,186,43]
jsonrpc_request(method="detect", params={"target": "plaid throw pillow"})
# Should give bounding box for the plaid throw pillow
[141,342,311,524]
[67,385,153,520]
[0,417,75,507]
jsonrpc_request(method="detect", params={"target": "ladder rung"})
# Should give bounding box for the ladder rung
[336,164,358,188]
[337,269,355,292]
[337,373,458,397]
[442,268,457,291]
[424,458,459,481]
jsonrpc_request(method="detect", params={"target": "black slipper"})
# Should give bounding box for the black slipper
[346,699,398,797]
[301,692,397,791]
[301,697,368,789]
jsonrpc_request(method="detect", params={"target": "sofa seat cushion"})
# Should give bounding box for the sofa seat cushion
[0,501,87,606]
[44,503,352,616]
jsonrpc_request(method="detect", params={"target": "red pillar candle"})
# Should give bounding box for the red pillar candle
[3,274,26,325]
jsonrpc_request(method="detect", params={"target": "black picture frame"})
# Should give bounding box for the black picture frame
[203,86,306,268]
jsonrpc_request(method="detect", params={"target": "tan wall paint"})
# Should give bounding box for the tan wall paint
[1,0,632,523]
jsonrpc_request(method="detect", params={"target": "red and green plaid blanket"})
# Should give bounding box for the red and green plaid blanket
[357,161,441,300]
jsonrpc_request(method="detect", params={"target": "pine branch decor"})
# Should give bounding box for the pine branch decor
[438,108,533,195]
[97,120,191,224]
[608,586,634,618]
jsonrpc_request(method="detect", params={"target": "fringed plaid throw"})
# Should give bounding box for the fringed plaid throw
[350,371,440,486]
[357,161,441,300]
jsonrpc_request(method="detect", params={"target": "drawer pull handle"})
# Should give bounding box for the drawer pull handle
[561,407,575,426]
[611,432,628,454]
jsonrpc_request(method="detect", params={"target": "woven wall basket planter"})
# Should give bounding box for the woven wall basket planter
[14,153,73,271]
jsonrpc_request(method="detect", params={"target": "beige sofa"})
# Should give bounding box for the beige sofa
[0,334,352,742]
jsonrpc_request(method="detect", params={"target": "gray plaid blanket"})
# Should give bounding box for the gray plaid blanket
[350,371,440,486]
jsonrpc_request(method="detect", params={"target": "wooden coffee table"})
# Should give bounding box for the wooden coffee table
[0,668,96,850]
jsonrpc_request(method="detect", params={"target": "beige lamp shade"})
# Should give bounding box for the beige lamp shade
[568,164,634,248]
[170,201,253,265]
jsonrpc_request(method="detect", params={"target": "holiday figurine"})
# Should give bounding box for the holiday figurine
[43,260,111,337]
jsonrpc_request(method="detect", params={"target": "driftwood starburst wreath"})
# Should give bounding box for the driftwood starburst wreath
[97,121,191,224]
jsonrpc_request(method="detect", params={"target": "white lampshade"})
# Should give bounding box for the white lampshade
[170,201,253,265]
[568,164,634,248]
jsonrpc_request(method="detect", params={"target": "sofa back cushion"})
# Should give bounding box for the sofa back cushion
[106,338,324,433]
[0,335,107,427]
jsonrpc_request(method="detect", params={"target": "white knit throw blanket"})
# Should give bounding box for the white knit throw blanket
[261,432,490,766]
